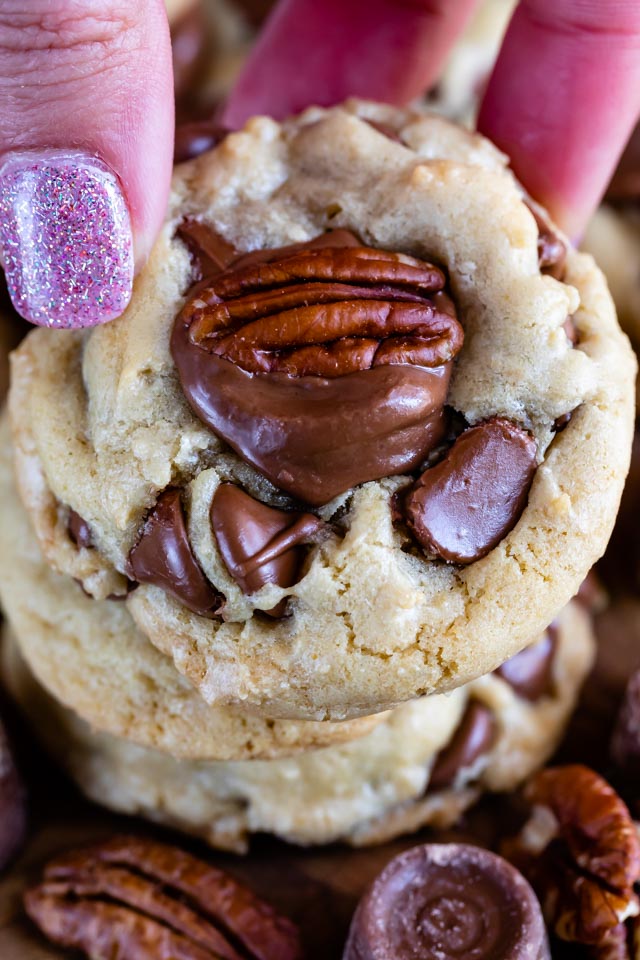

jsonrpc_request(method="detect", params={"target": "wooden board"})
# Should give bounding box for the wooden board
[0,601,638,959]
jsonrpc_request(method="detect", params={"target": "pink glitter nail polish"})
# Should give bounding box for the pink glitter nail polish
[0,151,134,329]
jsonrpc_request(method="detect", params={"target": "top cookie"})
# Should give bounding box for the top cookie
[9,101,635,720]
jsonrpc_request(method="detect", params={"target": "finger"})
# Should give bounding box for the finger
[0,0,174,328]
[477,0,640,239]
[222,0,483,128]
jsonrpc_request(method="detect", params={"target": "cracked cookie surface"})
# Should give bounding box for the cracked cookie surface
[2,599,594,852]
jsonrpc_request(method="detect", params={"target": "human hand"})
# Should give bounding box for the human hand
[0,0,174,329]
[1,1,638,331]
[223,0,640,241]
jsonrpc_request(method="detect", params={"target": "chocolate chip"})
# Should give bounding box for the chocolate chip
[611,669,640,781]
[429,701,497,791]
[0,719,27,872]
[128,489,223,617]
[171,3,208,104]
[210,484,324,618]
[575,569,606,614]
[364,119,405,145]
[343,843,550,960]
[495,626,557,702]
[525,201,567,280]
[176,218,238,282]
[403,418,537,564]
[174,122,230,165]
[67,509,93,549]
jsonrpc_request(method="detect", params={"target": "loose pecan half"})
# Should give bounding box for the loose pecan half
[25,835,303,960]
[172,229,464,505]
[503,766,640,949]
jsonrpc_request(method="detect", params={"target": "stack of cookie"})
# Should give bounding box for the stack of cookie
[0,102,634,853]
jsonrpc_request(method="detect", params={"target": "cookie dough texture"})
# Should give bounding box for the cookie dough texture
[2,599,594,852]
[9,100,635,720]
[0,426,380,760]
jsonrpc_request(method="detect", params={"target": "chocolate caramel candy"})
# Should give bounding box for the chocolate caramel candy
[428,701,497,791]
[403,418,537,563]
[343,843,550,960]
[172,231,464,505]
[210,483,324,617]
[128,489,222,616]
[495,626,558,702]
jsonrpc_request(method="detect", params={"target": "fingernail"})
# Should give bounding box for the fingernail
[0,151,134,328]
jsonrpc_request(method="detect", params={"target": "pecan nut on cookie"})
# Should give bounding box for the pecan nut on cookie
[7,102,634,720]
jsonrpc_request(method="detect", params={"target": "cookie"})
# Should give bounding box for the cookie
[1,600,594,853]
[8,101,634,720]
[0,424,381,760]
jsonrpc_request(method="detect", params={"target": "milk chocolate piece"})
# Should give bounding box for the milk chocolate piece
[67,509,93,549]
[174,122,229,165]
[172,232,463,505]
[429,701,497,791]
[343,843,550,960]
[495,626,557,702]
[177,218,239,283]
[0,719,27,872]
[128,489,222,616]
[611,669,640,781]
[211,484,323,618]
[403,418,537,564]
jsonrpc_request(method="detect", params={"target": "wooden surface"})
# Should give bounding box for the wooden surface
[0,600,638,960]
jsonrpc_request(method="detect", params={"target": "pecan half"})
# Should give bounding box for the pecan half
[503,766,640,949]
[25,835,303,960]
[171,229,464,505]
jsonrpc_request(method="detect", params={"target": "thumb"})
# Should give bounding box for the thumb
[0,0,174,328]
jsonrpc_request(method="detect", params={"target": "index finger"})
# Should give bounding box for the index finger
[477,0,640,239]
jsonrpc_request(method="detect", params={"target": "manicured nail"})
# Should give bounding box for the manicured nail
[0,151,134,328]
